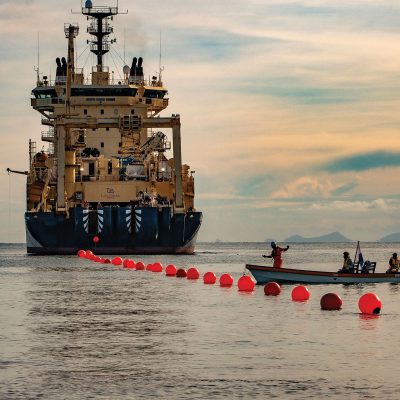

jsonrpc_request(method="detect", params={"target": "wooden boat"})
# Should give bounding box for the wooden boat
[245,264,400,284]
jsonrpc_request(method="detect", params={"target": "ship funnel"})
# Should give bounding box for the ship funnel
[130,57,137,76]
[137,57,144,77]
[56,57,62,77]
[61,57,67,76]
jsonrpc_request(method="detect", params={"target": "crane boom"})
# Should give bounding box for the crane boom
[6,168,28,176]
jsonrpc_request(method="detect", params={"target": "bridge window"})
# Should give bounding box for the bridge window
[143,89,167,99]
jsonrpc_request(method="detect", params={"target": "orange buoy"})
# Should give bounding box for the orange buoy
[237,275,255,292]
[135,261,145,270]
[77,249,86,258]
[152,262,163,273]
[358,292,381,315]
[176,268,187,277]
[112,256,123,266]
[320,293,342,310]
[203,271,217,284]
[165,264,177,276]
[264,282,281,296]
[291,285,310,301]
[93,235,100,244]
[219,273,234,287]
[187,267,200,280]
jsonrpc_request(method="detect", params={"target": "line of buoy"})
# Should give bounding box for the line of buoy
[77,250,382,313]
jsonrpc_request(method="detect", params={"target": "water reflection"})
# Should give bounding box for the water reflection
[358,313,380,330]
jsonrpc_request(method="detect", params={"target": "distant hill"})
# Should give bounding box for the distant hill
[379,232,400,242]
[285,231,352,243]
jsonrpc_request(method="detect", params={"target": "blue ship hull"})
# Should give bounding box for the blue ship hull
[25,206,202,254]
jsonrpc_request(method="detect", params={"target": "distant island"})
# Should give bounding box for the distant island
[285,231,352,243]
[379,232,400,242]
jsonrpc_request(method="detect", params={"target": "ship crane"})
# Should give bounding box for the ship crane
[139,131,167,161]
[6,168,28,176]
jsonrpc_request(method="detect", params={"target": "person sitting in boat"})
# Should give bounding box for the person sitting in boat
[338,251,354,273]
[386,253,399,273]
[263,241,289,268]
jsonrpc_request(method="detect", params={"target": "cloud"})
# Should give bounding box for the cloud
[330,180,358,196]
[324,151,400,173]
[271,176,333,199]
[310,198,398,212]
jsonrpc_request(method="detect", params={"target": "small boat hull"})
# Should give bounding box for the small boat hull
[246,264,400,284]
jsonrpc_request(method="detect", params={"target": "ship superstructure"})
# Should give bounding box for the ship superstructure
[16,0,202,254]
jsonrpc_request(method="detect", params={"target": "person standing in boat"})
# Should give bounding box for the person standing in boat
[338,251,354,273]
[263,241,289,268]
[386,253,399,273]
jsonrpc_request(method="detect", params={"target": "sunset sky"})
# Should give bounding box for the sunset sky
[1,0,400,242]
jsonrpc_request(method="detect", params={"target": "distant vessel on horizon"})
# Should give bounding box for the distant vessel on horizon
[7,0,202,254]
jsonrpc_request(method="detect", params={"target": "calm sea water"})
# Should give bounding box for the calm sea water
[1,242,400,399]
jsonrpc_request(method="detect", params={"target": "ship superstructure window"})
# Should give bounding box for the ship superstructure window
[131,109,135,114]
[108,161,112,175]
[101,109,104,115]
[88,162,95,176]
[71,88,137,97]
[100,142,104,148]
[32,88,57,98]
[84,109,88,115]
[143,89,167,99]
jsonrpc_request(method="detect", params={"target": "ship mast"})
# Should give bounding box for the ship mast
[82,0,120,68]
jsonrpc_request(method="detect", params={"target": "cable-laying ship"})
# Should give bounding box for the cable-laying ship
[8,0,202,254]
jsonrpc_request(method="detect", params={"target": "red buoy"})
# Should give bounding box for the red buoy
[291,285,310,301]
[264,282,281,296]
[94,256,102,263]
[93,235,100,244]
[85,250,93,259]
[112,256,123,266]
[100,258,106,264]
[124,259,135,269]
[237,275,255,292]
[358,292,382,315]
[77,249,86,258]
[320,293,342,310]
[203,271,217,284]
[152,262,163,273]
[176,268,187,277]
[135,261,145,270]
[219,273,234,287]
[187,267,200,280]
[146,263,154,271]
[104,258,111,264]
[165,264,177,276]
[151,262,163,272]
